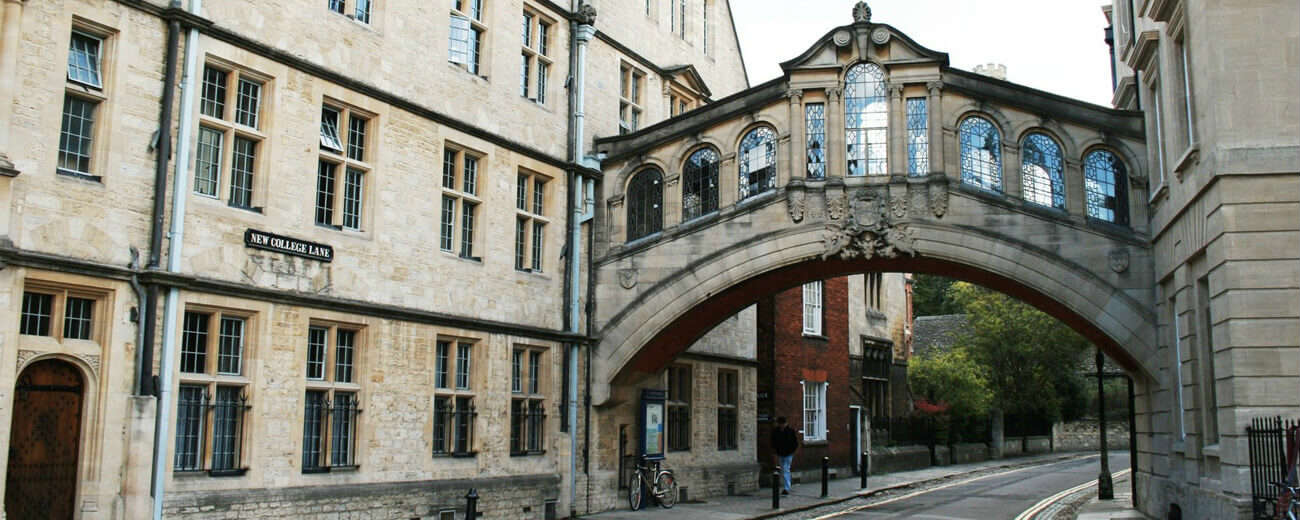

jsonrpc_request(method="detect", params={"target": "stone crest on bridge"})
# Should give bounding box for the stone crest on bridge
[823,189,917,260]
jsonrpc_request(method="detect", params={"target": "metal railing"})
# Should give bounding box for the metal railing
[1248,416,1299,520]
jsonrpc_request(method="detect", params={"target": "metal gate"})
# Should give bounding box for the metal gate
[5,359,84,520]
[1247,416,1298,520]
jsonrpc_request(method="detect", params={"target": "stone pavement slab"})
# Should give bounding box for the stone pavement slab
[587,452,1093,520]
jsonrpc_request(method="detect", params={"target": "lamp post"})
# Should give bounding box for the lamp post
[1096,348,1114,500]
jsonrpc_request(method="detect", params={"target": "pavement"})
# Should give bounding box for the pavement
[586,452,1098,520]
[1073,472,1151,520]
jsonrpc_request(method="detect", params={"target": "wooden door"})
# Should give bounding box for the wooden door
[6,359,84,520]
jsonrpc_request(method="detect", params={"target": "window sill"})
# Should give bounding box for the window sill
[1148,183,1169,205]
[802,333,829,341]
[442,251,483,264]
[55,168,103,183]
[430,451,478,458]
[737,189,778,208]
[228,204,264,215]
[1202,443,1220,459]
[208,468,249,477]
[303,465,359,474]
[802,439,828,446]
[510,450,547,457]
[1172,144,1200,178]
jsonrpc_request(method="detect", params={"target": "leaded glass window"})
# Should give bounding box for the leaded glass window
[58,97,97,174]
[67,32,103,88]
[845,63,888,176]
[682,148,719,221]
[959,116,1002,192]
[738,127,776,200]
[626,168,663,241]
[805,103,826,179]
[1020,133,1065,209]
[1084,150,1129,225]
[906,97,928,176]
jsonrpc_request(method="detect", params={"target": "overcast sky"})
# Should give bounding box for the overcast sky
[731,0,1116,107]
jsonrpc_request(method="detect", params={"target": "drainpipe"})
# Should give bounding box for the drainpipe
[567,4,596,517]
[128,247,147,395]
[140,3,182,397]
[152,0,202,517]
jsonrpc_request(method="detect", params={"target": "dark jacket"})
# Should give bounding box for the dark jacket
[771,425,798,457]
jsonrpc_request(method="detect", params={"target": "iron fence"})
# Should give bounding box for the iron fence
[1247,416,1299,520]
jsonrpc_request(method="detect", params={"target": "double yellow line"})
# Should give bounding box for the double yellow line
[1014,467,1132,520]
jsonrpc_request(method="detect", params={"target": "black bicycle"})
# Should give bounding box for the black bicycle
[628,457,678,510]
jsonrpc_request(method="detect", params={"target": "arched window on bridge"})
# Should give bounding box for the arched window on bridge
[682,147,719,221]
[845,62,888,176]
[1020,132,1065,209]
[959,116,1003,192]
[626,168,663,242]
[738,127,776,201]
[1083,150,1129,226]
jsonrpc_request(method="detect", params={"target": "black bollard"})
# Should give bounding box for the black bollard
[465,488,479,519]
[860,451,868,490]
[821,457,829,498]
[772,470,781,509]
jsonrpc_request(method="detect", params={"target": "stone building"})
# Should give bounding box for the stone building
[0,0,751,518]
[1106,0,1300,517]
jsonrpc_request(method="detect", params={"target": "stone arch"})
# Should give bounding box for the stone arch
[1078,136,1147,180]
[671,134,728,167]
[1013,120,1079,158]
[612,157,671,199]
[837,59,888,84]
[592,222,1157,405]
[8,355,96,519]
[952,104,1015,144]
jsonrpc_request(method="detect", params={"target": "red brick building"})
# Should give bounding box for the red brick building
[756,276,856,479]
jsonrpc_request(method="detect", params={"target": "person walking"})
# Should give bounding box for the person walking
[771,416,800,495]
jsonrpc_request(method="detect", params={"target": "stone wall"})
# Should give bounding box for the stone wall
[164,474,560,520]
[1052,420,1131,451]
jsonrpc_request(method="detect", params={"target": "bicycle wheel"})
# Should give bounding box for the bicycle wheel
[655,471,679,509]
[628,473,644,511]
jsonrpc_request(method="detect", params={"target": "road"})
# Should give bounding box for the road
[815,453,1130,520]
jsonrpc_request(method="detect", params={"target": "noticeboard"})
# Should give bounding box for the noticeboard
[640,388,666,460]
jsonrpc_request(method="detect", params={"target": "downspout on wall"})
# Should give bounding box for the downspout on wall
[152,0,202,517]
[567,3,597,516]
[139,6,183,397]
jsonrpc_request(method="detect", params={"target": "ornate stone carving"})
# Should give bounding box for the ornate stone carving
[242,253,333,295]
[786,89,803,103]
[826,192,847,221]
[926,80,943,95]
[871,27,891,45]
[832,29,853,48]
[1108,248,1131,273]
[852,1,872,23]
[786,181,807,223]
[17,349,38,371]
[825,87,843,102]
[618,269,638,289]
[576,3,597,25]
[929,181,949,218]
[823,190,918,260]
[890,195,908,218]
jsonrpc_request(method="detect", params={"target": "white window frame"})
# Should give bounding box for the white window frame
[802,380,827,441]
[802,281,823,336]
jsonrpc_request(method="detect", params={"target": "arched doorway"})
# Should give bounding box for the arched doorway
[6,358,84,520]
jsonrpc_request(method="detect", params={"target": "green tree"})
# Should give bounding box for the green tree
[947,282,1091,423]
[907,348,991,418]
[912,274,961,316]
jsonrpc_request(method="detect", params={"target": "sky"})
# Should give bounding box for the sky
[730,0,1117,107]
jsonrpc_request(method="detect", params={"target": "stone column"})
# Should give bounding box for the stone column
[926,81,944,176]
[826,87,844,179]
[889,83,905,176]
[787,89,804,184]
[1064,157,1086,220]
[1003,139,1021,197]
[0,0,24,174]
